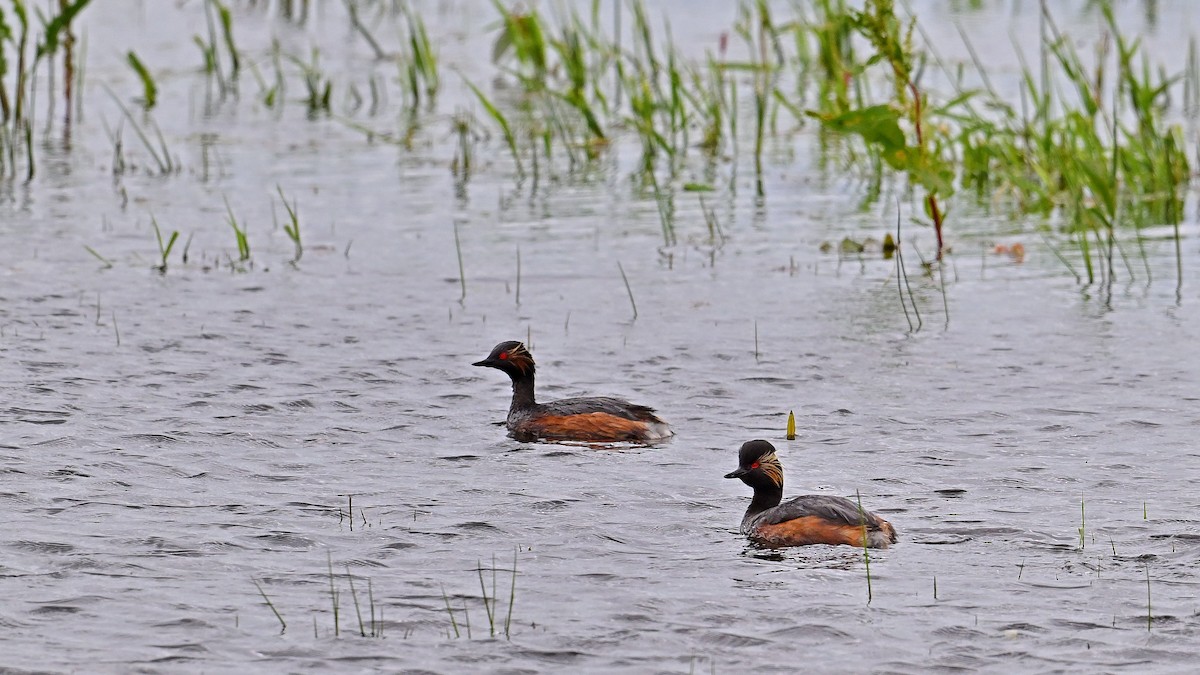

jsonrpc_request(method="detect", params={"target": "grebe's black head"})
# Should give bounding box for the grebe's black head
[472,341,536,378]
[724,439,784,489]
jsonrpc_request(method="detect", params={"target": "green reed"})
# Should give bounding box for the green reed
[194,0,239,97]
[690,60,726,156]
[126,51,157,109]
[276,186,302,264]
[492,0,549,91]
[781,0,1192,274]
[224,196,251,264]
[497,1,613,165]
[400,1,439,111]
[818,0,856,110]
[733,0,782,197]
[213,0,239,73]
[150,215,179,273]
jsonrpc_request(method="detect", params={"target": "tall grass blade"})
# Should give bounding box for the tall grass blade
[617,261,637,320]
[856,489,872,604]
[251,578,287,634]
[126,51,156,109]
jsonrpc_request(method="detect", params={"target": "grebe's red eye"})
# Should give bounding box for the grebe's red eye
[498,352,509,360]
[750,461,760,469]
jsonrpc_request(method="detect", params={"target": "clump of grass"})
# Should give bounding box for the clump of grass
[194,0,239,97]
[247,39,286,109]
[309,555,383,639]
[0,0,92,179]
[150,215,180,273]
[439,552,518,640]
[275,186,302,264]
[289,49,332,115]
[400,1,439,111]
[807,0,952,259]
[223,196,251,266]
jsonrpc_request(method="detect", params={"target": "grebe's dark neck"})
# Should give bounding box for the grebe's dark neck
[745,483,784,520]
[508,370,536,413]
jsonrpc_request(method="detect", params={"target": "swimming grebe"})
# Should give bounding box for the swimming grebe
[473,341,673,442]
[724,440,897,548]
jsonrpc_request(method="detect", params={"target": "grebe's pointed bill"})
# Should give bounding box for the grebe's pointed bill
[724,467,748,479]
[472,358,492,367]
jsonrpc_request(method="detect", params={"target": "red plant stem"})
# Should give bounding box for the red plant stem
[907,81,944,259]
[927,194,945,258]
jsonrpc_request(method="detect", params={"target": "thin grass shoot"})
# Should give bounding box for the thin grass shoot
[252,578,287,634]
[856,489,873,604]
[617,261,637,320]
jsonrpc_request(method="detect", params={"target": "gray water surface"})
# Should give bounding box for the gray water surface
[3,1,1200,672]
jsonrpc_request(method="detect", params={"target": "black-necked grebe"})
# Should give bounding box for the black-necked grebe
[473,341,673,442]
[724,440,897,548]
